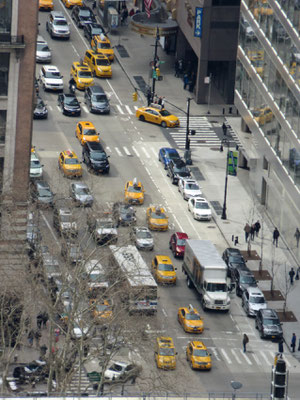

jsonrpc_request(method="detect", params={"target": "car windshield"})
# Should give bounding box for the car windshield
[76,187,90,195]
[54,19,68,26]
[37,44,50,52]
[65,158,79,165]
[206,283,227,292]
[80,10,92,17]
[174,165,188,173]
[31,160,41,168]
[151,211,166,219]
[96,58,110,66]
[128,185,142,193]
[91,151,106,160]
[92,94,106,102]
[158,263,174,272]
[91,27,103,35]
[186,313,201,320]
[159,348,174,356]
[137,230,152,239]
[83,128,97,136]
[159,110,171,117]
[65,97,79,106]
[109,363,123,372]
[240,275,256,284]
[264,318,280,325]
[168,151,179,160]
[44,71,61,79]
[90,272,105,282]
[193,349,209,357]
[38,188,52,197]
[186,183,199,190]
[195,202,209,209]
[250,296,265,304]
[176,239,186,246]
[98,42,111,49]
[78,70,92,78]
[229,255,244,263]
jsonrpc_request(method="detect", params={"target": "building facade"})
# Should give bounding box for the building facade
[0,0,37,238]
[173,0,240,104]
[235,0,300,261]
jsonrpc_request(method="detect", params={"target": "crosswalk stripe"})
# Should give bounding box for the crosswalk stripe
[106,146,111,153]
[116,104,124,114]
[134,106,139,110]
[126,105,133,115]
[260,350,272,365]
[252,352,262,365]
[231,348,242,364]
[284,357,291,367]
[141,146,151,159]
[239,349,252,365]
[132,146,140,157]
[151,147,158,158]
[82,105,89,113]
[220,348,232,364]
[209,347,221,361]
[123,146,132,156]
[56,106,61,112]
[115,147,123,156]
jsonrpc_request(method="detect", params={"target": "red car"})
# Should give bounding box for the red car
[169,232,188,257]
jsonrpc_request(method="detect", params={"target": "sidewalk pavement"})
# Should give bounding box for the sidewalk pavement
[104,6,300,362]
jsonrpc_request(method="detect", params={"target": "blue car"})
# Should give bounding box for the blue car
[158,147,181,169]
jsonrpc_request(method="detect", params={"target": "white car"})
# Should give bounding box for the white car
[36,36,52,63]
[188,197,212,221]
[104,361,140,382]
[30,152,43,179]
[39,65,63,91]
[178,178,202,200]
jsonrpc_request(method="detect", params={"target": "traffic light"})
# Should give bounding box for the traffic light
[155,67,160,78]
[132,92,138,102]
[271,358,287,399]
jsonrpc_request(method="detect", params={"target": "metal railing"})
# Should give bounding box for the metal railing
[0,34,24,45]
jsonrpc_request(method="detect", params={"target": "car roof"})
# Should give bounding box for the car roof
[175,232,188,239]
[190,340,206,349]
[36,180,49,189]
[86,141,105,151]
[247,287,264,296]
[225,248,242,255]
[73,182,88,189]
[63,93,76,99]
[51,11,65,18]
[156,255,172,263]
[43,65,60,72]
[162,147,179,154]
[157,336,174,347]
[183,178,197,184]
[260,308,279,318]
[194,197,208,203]
[89,85,105,93]
[135,226,150,232]
[37,35,47,43]
[79,121,95,128]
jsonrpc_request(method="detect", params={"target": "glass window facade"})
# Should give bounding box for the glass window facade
[0,53,9,96]
[0,110,6,144]
[0,0,12,33]
[236,1,300,188]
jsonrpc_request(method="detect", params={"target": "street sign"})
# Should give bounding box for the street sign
[228,151,238,176]
[194,8,203,38]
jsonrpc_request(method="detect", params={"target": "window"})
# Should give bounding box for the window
[0,53,9,96]
[0,1,12,33]
[0,111,6,143]
[212,0,240,5]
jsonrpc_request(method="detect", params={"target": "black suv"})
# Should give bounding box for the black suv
[232,268,257,297]
[167,159,191,185]
[83,22,104,42]
[58,93,81,116]
[82,141,110,173]
[255,309,283,340]
[84,85,110,114]
[222,248,247,278]
[71,6,96,28]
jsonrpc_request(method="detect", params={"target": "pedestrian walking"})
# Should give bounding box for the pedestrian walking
[294,228,300,248]
[296,266,300,281]
[42,312,48,329]
[242,333,249,353]
[273,227,280,247]
[254,220,261,237]
[298,338,300,351]
[54,328,60,343]
[291,333,296,352]
[27,330,34,347]
[183,74,189,90]
[178,59,184,76]
[244,223,251,242]
[250,224,255,240]
[157,96,162,106]
[161,96,165,108]
[40,344,48,357]
[278,337,284,353]
[222,122,227,136]
[289,267,295,285]
[174,59,179,77]
[121,7,128,25]
[36,313,43,330]
[35,329,41,347]
[146,88,152,106]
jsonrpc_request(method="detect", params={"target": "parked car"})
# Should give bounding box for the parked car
[58,93,81,116]
[84,84,110,114]
[53,200,78,237]
[167,159,191,184]
[158,147,181,169]
[83,22,104,42]
[31,180,54,206]
[39,65,64,91]
[178,178,202,200]
[232,268,257,297]
[61,241,83,264]
[242,287,267,317]
[130,226,154,250]
[71,5,96,28]
[255,308,283,340]
[30,152,44,179]
[69,182,94,206]
[36,35,52,63]
[187,197,212,221]
[82,141,110,173]
[46,11,70,39]
[113,202,136,226]
[33,97,48,119]
[169,232,188,258]
[222,248,247,278]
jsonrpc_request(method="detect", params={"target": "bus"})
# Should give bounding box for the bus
[109,245,158,314]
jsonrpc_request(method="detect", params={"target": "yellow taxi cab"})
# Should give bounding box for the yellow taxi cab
[252,107,273,126]
[253,0,273,18]
[84,50,112,78]
[151,255,176,284]
[146,206,168,231]
[124,178,145,205]
[70,62,94,90]
[177,305,204,333]
[39,0,54,10]
[136,105,180,128]
[90,299,112,322]
[62,0,83,7]
[186,341,212,370]
[91,34,114,61]
[155,337,177,370]
[247,50,264,77]
[75,121,99,145]
[58,150,83,178]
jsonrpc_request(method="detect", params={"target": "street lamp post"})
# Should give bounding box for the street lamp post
[151,27,160,103]
[221,138,230,220]
[184,97,195,165]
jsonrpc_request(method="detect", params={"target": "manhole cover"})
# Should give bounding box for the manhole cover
[207,226,216,229]
[150,135,156,138]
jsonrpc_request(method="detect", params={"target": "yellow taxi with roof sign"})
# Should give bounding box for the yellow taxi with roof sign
[186,341,212,370]
[155,336,177,370]
[146,206,168,231]
[70,61,94,90]
[136,104,180,128]
[178,305,204,333]
[39,0,54,10]
[124,178,145,205]
[90,299,112,323]
[151,255,176,284]
[91,34,114,61]
[58,150,82,178]
[75,121,99,145]
[84,50,112,78]
[62,0,83,8]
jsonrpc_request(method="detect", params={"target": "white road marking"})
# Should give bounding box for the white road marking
[209,347,221,361]
[231,349,242,364]
[82,105,89,113]
[283,356,291,367]
[125,105,133,115]
[115,147,123,157]
[48,105,53,111]
[116,104,124,114]
[106,79,123,105]
[56,106,61,112]
[106,146,112,153]
[71,43,79,57]
[161,308,167,317]
[123,146,131,156]
[260,350,272,365]
[252,352,262,365]
[151,147,158,158]
[239,349,252,365]
[141,147,150,159]
[220,348,232,364]
[132,146,140,157]
[40,211,59,246]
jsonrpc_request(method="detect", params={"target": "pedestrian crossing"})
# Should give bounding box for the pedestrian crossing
[169,116,222,149]
[67,363,94,394]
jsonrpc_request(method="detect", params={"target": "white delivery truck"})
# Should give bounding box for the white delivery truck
[182,239,231,311]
